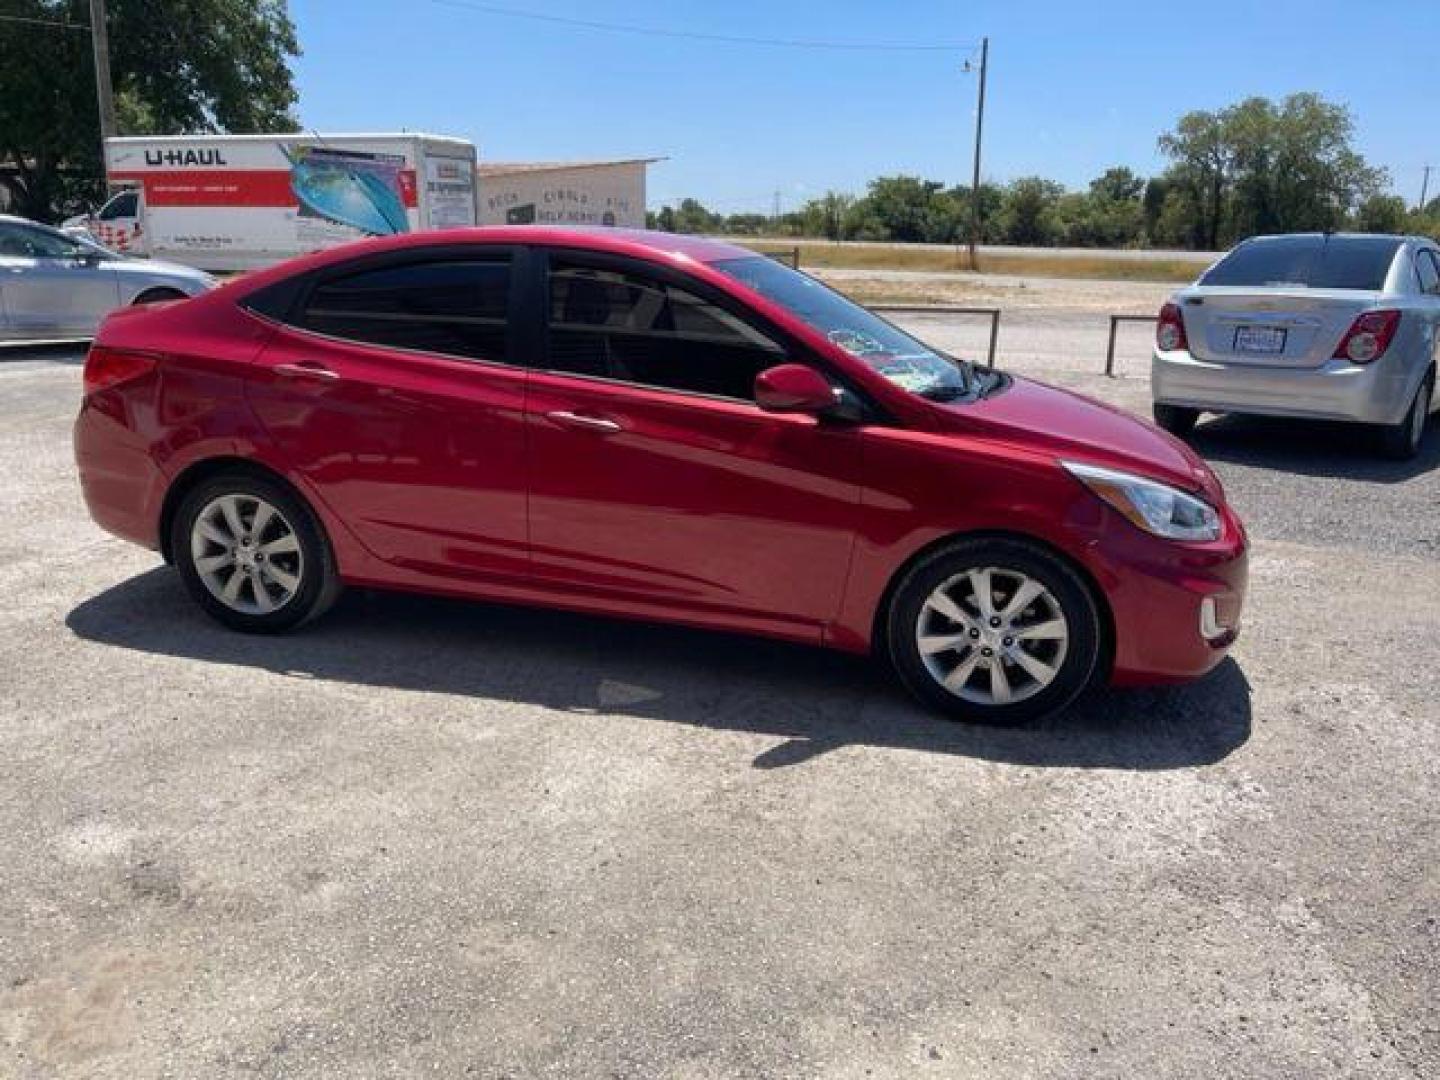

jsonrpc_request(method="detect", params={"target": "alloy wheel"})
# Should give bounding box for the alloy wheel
[915,567,1070,705]
[189,494,305,615]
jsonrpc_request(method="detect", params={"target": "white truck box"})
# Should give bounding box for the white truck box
[79,133,477,272]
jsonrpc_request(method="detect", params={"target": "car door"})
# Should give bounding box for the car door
[0,221,119,337]
[245,246,532,584]
[1415,249,1440,409]
[524,250,863,638]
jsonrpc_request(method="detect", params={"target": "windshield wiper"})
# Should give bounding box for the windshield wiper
[918,384,971,402]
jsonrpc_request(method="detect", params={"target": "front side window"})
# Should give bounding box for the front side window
[546,259,784,400]
[299,257,511,363]
[1201,236,1403,291]
[712,255,970,400]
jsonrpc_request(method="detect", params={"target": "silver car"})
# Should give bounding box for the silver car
[1152,233,1440,459]
[0,214,213,342]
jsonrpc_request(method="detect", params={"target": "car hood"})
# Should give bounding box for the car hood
[939,375,1221,499]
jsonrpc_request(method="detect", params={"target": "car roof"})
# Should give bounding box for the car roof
[221,226,765,297]
[1239,231,1429,246]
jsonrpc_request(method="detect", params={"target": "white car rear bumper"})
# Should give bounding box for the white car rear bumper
[1152,349,1418,426]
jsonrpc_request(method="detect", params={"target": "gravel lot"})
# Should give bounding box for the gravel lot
[1,316,1437,1079]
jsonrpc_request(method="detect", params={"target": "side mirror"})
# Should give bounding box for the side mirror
[754,363,837,415]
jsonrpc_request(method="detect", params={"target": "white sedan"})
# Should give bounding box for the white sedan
[0,214,213,342]
[1152,233,1440,459]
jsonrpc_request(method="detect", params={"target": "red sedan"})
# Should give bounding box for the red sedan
[75,228,1247,723]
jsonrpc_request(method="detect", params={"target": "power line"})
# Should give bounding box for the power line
[422,0,971,51]
[0,13,90,30]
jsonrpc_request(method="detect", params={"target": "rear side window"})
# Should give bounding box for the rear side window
[299,258,511,363]
[0,222,85,258]
[546,259,783,400]
[1416,250,1440,296]
[1201,236,1402,291]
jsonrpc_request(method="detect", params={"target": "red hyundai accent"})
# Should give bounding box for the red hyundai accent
[75,228,1247,723]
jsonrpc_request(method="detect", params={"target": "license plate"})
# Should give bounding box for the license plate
[1233,325,1287,354]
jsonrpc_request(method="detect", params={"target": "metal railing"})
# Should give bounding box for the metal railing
[757,246,801,270]
[1105,314,1158,376]
[871,305,1002,369]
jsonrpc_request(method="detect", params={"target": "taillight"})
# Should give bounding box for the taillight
[1333,310,1401,364]
[82,346,158,396]
[1156,302,1188,352]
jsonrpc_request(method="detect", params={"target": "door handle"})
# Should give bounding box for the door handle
[273,362,340,382]
[545,410,623,434]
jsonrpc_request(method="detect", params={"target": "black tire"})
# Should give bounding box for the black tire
[132,287,188,305]
[171,472,340,633]
[1153,402,1200,437]
[885,537,1104,725]
[1377,370,1432,461]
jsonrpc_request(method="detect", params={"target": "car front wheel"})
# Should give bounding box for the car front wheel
[886,538,1104,724]
[172,473,340,632]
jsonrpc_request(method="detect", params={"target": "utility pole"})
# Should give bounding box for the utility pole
[772,189,781,227]
[967,37,989,270]
[89,0,118,182]
[1421,165,1433,212]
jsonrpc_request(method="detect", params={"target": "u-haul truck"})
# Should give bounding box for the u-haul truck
[73,133,478,272]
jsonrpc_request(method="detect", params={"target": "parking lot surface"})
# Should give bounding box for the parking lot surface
[2,331,1437,1079]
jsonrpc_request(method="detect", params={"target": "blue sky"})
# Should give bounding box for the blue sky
[289,0,1439,213]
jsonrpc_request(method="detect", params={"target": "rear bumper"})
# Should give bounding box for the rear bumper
[74,398,166,550]
[1152,349,1416,425]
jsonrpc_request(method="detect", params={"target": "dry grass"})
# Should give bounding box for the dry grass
[797,272,1174,317]
[739,240,1203,284]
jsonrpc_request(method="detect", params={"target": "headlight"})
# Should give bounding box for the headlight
[1063,461,1221,542]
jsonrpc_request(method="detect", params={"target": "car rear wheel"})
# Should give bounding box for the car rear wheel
[1377,371,1432,460]
[885,538,1103,725]
[172,474,340,632]
[1153,402,1200,437]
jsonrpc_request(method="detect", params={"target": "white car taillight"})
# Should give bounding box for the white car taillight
[1156,302,1188,352]
[1333,310,1401,365]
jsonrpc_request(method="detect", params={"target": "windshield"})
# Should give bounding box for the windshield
[1201,235,1402,291]
[711,255,970,398]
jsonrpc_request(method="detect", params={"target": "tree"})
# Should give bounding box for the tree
[1089,166,1144,204]
[860,175,944,243]
[996,177,1063,245]
[1158,109,1233,249]
[1354,195,1408,234]
[0,0,300,221]
[658,198,720,234]
[1157,93,1386,249]
[721,212,771,236]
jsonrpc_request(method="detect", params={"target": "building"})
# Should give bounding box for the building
[476,159,660,229]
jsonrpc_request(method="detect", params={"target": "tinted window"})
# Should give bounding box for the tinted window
[1201,236,1402,291]
[300,258,510,362]
[546,260,783,400]
[1417,250,1440,296]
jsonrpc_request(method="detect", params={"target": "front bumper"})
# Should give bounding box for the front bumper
[1084,506,1249,686]
[1152,348,1416,426]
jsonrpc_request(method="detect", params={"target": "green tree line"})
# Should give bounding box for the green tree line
[650,94,1439,249]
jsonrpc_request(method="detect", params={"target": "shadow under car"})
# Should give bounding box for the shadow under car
[67,567,1254,772]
